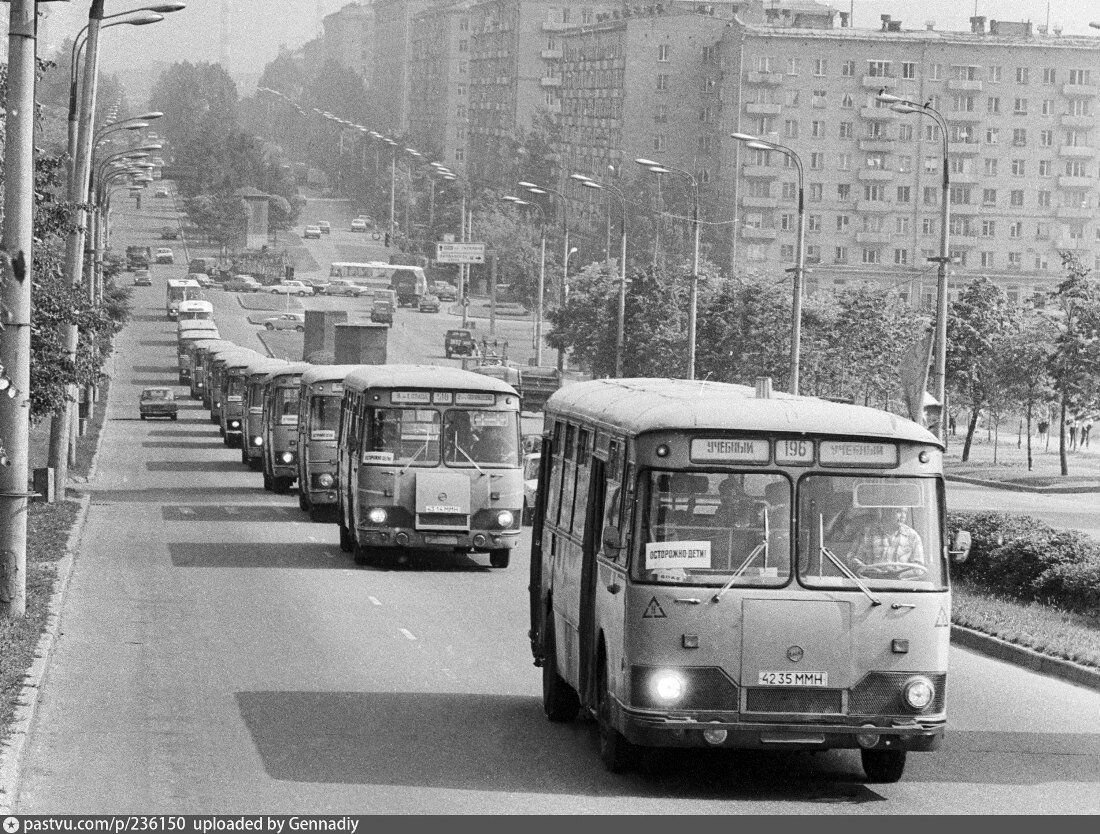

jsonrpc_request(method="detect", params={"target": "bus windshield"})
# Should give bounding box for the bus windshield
[443,409,519,467]
[309,395,341,437]
[226,378,245,397]
[276,387,299,422]
[797,475,945,591]
[634,470,792,588]
[368,407,441,465]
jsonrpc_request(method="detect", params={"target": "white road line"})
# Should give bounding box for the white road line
[307,535,318,542]
[368,596,381,606]
[179,507,195,515]
[399,628,417,641]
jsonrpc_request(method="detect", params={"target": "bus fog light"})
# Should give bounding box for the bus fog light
[252,436,263,446]
[650,671,685,703]
[856,725,881,749]
[317,473,334,488]
[395,532,409,546]
[496,510,514,527]
[903,676,935,711]
[702,727,727,746]
[473,534,487,547]
[367,508,387,524]
[280,451,295,464]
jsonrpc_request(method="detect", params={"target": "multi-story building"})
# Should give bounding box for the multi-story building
[408,0,475,172]
[372,0,435,134]
[322,1,375,87]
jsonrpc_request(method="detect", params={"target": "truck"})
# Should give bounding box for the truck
[390,266,427,307]
[472,359,561,413]
[126,245,151,271]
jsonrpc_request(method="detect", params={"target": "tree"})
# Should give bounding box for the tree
[997,305,1057,470]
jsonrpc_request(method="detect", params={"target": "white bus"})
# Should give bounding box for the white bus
[176,299,214,323]
[166,279,202,320]
[328,261,427,305]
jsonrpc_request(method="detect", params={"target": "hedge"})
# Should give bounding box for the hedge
[948,511,1100,616]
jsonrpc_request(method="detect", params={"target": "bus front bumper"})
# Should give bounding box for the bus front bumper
[357,527,519,552]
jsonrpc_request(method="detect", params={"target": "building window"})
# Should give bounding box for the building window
[784,119,799,138]
[989,65,1002,82]
[780,244,795,259]
[1009,221,1022,238]
[1012,128,1027,146]
[836,214,849,232]
[981,220,996,237]
[835,246,848,263]
[812,58,827,76]
[837,153,851,170]
[1065,160,1088,177]
[1070,99,1092,117]
[841,93,855,109]
[862,184,885,201]
[861,248,881,264]
[812,90,827,109]
[1011,159,1025,176]
[897,186,911,203]
[748,179,771,197]
[837,183,851,200]
[658,44,670,62]
[808,214,821,232]
[980,251,995,267]
[656,74,669,91]
[780,213,795,231]
[1015,67,1029,84]
[1009,190,1024,207]
[786,57,801,75]
[1037,190,1051,208]
[924,156,938,174]
[866,152,887,169]
[923,187,938,206]
[894,249,908,265]
[784,89,800,106]
[1042,67,1056,84]
[809,183,823,202]
[987,96,1000,114]
[984,158,998,176]
[896,216,910,234]
[699,107,713,122]
[922,218,936,235]
[1034,254,1048,270]
[985,127,999,144]
[867,60,892,77]
[982,188,996,205]
[811,120,825,137]
[1013,98,1028,115]
[897,155,912,172]
[1036,222,1051,239]
[698,135,712,153]
[902,62,917,79]
[653,135,665,152]
[839,121,853,139]
[1038,159,1052,176]
[841,59,855,77]
[1040,129,1053,147]
[1069,68,1091,85]
[925,124,940,143]
[754,56,773,73]
[781,182,797,200]
[654,105,668,123]
[952,94,975,112]
[950,186,972,205]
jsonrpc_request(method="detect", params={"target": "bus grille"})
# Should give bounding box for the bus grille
[849,672,947,715]
[745,688,843,714]
[417,512,469,530]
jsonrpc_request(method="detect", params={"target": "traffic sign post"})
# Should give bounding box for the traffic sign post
[436,242,486,264]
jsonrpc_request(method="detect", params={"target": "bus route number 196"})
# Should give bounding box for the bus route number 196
[775,438,814,465]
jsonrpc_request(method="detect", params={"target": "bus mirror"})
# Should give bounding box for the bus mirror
[949,530,971,563]
[602,525,623,553]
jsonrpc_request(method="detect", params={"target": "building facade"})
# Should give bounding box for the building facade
[322,2,376,87]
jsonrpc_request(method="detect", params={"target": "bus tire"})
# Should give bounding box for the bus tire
[597,656,636,773]
[240,448,248,466]
[263,471,273,491]
[273,477,291,494]
[542,619,579,723]
[353,542,378,567]
[861,749,906,784]
[298,492,309,512]
[489,549,510,569]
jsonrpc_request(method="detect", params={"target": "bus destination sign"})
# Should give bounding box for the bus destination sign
[819,441,898,467]
[690,437,770,464]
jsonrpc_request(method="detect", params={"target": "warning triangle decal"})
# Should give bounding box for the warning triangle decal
[643,597,667,619]
[935,607,949,627]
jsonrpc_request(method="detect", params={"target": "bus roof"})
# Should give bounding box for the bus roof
[545,378,939,447]
[262,362,313,384]
[342,364,519,397]
[244,358,287,376]
[300,364,369,385]
[178,299,213,310]
[167,278,201,287]
[223,351,265,370]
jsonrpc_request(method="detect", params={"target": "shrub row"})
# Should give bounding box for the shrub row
[948,511,1100,617]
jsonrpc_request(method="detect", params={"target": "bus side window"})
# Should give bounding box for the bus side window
[546,422,563,528]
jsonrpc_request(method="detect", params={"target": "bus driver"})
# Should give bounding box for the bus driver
[849,507,925,568]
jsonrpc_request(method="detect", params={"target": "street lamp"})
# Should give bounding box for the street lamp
[634,157,701,380]
[519,180,572,373]
[502,195,547,366]
[572,172,629,377]
[878,90,950,440]
[441,174,471,328]
[730,132,805,395]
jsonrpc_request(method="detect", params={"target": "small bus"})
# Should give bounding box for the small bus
[529,378,970,782]
[177,324,221,384]
[328,261,427,304]
[261,363,313,493]
[336,365,523,569]
[206,345,253,424]
[297,365,363,522]
[166,278,202,320]
[219,350,265,448]
[187,339,231,400]
[176,299,214,323]
[240,358,287,470]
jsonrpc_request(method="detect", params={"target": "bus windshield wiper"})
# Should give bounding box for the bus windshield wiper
[455,442,485,475]
[817,515,881,606]
[713,511,769,603]
[400,436,432,474]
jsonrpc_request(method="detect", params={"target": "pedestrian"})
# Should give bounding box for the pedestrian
[1067,417,1078,450]
[1083,418,1093,449]
[1037,419,1049,445]
[948,414,957,436]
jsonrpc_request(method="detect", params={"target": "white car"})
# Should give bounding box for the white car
[154,247,174,264]
[263,313,306,332]
[268,280,313,296]
[303,225,322,239]
[350,218,367,232]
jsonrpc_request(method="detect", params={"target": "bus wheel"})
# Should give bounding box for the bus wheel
[338,515,352,552]
[273,477,291,494]
[521,501,532,526]
[542,620,579,722]
[489,549,510,569]
[353,542,378,567]
[597,659,636,773]
[861,749,906,784]
[298,493,309,512]
[263,471,273,491]
[240,448,248,466]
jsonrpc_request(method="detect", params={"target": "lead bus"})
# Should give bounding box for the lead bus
[336,365,523,569]
[166,278,202,320]
[529,378,971,782]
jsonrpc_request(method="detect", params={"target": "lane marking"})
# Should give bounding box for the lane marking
[307,535,318,542]
[178,507,195,516]
[368,596,381,606]
[399,628,417,641]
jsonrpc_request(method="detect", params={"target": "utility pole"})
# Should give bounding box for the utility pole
[1,0,40,618]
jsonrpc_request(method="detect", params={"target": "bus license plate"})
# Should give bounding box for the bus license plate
[758,671,828,687]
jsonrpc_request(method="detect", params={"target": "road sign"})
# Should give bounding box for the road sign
[436,242,485,264]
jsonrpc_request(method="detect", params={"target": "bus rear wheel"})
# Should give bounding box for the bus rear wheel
[262,471,273,491]
[272,477,291,494]
[861,749,906,783]
[542,620,579,723]
[597,658,636,773]
[489,549,510,568]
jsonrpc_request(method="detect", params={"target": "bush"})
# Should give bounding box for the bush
[947,511,1056,584]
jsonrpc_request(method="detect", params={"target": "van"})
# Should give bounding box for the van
[370,289,395,326]
[188,257,219,276]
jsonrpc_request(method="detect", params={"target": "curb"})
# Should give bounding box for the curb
[946,474,1100,494]
[951,623,1100,691]
[0,491,92,815]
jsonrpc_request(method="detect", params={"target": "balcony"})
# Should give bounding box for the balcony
[1058,174,1092,188]
[945,110,982,123]
[1056,205,1092,219]
[855,231,892,245]
[741,226,778,241]
[948,141,981,156]
[950,171,981,185]
[858,138,896,153]
[540,76,561,87]
[856,199,892,213]
[860,106,898,121]
[862,75,897,90]
[1059,145,1096,158]
[857,168,895,181]
[947,78,983,92]
[745,102,782,116]
[1061,114,1094,128]
[746,71,784,85]
[740,195,778,209]
[949,201,980,215]
[1062,82,1099,98]
[540,48,563,59]
[742,165,778,179]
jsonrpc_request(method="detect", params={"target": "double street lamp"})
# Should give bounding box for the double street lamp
[502,195,547,367]
[634,158,701,380]
[731,132,806,395]
[519,180,571,373]
[877,91,951,440]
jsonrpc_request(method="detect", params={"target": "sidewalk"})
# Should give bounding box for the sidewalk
[942,423,1100,493]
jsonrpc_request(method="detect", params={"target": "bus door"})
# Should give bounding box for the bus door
[529,436,554,658]
[577,454,605,705]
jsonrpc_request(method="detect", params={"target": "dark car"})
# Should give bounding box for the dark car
[132,270,152,287]
[139,387,177,420]
[418,294,440,313]
[161,226,179,240]
[370,299,394,326]
[444,329,475,359]
[431,281,458,302]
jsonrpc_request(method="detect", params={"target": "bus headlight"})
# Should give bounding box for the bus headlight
[367,507,387,524]
[496,510,514,528]
[229,420,240,430]
[650,670,685,704]
[316,473,334,488]
[252,436,264,446]
[280,451,295,464]
[903,676,935,711]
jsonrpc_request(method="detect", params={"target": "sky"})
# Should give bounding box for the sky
[21,0,1100,88]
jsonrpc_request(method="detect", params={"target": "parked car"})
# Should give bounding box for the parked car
[132,270,152,287]
[370,299,393,326]
[268,280,313,296]
[263,313,306,332]
[317,221,331,234]
[155,247,175,264]
[224,275,262,293]
[323,279,365,297]
[431,281,458,301]
[350,218,367,232]
[303,225,322,239]
[160,226,178,240]
[444,328,475,359]
[418,293,440,313]
[188,271,214,288]
[139,387,177,420]
[154,187,169,198]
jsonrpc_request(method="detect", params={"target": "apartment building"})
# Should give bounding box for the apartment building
[408,0,475,173]
[322,2,375,87]
[373,0,435,134]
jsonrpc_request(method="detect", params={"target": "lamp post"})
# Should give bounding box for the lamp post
[519,180,571,373]
[730,132,805,395]
[502,195,547,366]
[878,91,950,440]
[635,158,701,380]
[441,173,471,328]
[382,138,398,242]
[572,173,628,377]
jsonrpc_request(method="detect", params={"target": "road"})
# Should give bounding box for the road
[947,482,1100,541]
[10,197,1100,814]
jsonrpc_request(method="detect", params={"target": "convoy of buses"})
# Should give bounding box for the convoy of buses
[166,288,970,785]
